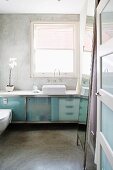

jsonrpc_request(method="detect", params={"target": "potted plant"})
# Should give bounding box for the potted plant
[6,58,17,92]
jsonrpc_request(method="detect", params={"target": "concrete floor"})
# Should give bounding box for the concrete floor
[0,125,96,170]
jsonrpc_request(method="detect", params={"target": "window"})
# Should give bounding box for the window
[31,22,79,77]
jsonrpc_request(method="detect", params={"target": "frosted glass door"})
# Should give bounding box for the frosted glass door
[97,0,113,169]
[101,149,113,170]
[102,54,113,95]
[100,0,113,44]
[101,103,113,151]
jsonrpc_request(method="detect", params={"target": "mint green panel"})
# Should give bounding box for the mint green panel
[101,103,113,151]
[79,98,88,124]
[51,97,59,121]
[27,97,51,121]
[59,97,80,121]
[0,97,26,121]
[101,149,113,170]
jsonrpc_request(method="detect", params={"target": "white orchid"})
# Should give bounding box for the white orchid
[9,58,17,69]
[8,58,17,86]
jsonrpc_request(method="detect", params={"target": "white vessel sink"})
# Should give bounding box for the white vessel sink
[42,84,66,95]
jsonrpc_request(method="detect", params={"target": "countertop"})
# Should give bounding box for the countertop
[0,90,88,98]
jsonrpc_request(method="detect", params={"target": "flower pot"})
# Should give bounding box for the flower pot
[6,85,14,92]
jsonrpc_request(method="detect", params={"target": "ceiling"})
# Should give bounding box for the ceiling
[0,0,87,14]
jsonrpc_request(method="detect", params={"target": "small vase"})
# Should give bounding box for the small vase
[6,85,14,92]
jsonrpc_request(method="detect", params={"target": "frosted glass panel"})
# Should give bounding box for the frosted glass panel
[100,0,113,44]
[101,148,113,170]
[101,103,113,150]
[102,54,113,95]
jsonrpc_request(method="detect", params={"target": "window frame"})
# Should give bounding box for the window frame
[30,21,79,78]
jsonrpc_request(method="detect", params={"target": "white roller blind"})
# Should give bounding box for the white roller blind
[34,24,74,49]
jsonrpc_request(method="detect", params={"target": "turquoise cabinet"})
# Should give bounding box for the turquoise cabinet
[51,97,59,121]
[0,95,88,123]
[51,97,80,121]
[0,97,26,121]
[27,97,51,121]
[77,97,88,150]
[78,98,88,124]
[59,97,80,121]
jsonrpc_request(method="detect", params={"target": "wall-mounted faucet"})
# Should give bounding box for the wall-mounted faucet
[54,68,57,79]
[58,69,60,78]
[54,68,60,78]
[53,69,61,83]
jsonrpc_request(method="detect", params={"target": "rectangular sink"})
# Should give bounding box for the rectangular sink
[42,84,66,95]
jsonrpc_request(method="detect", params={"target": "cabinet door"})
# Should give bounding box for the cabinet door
[59,97,80,121]
[51,97,59,121]
[0,97,26,121]
[27,97,51,121]
[78,98,88,124]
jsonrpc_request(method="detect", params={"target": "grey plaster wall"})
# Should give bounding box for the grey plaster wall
[0,14,79,90]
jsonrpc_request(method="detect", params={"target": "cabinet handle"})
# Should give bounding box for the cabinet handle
[66,112,74,115]
[95,92,101,96]
[66,106,73,108]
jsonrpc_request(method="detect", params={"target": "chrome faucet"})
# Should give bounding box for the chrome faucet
[54,69,60,78]
[53,69,61,83]
[54,68,57,78]
[58,69,60,77]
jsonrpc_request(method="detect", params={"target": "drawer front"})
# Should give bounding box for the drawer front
[59,98,80,121]
[59,98,76,108]
[59,106,76,115]
[59,110,77,121]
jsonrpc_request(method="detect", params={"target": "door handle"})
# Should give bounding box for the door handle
[95,92,101,96]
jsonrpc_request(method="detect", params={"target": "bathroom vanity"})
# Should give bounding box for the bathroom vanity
[0,90,88,123]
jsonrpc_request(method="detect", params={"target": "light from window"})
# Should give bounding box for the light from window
[84,26,93,52]
[82,51,91,75]
[82,26,93,75]
[31,23,77,77]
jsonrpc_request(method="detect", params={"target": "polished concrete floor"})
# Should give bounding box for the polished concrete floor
[0,124,96,170]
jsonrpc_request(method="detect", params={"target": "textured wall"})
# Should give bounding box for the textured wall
[0,14,79,90]
[80,1,88,77]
